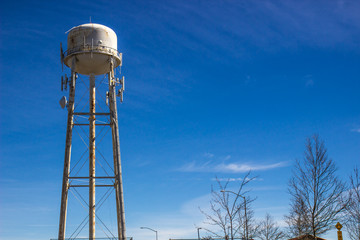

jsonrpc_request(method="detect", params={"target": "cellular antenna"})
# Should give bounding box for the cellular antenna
[60,42,64,71]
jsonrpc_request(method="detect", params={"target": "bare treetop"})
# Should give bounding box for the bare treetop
[286,135,347,237]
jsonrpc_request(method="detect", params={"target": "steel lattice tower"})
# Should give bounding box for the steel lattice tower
[58,23,126,240]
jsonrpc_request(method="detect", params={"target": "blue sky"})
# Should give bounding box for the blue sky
[0,0,359,240]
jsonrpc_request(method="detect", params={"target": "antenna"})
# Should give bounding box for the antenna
[60,42,64,71]
[117,76,125,102]
[61,76,63,91]
[59,96,67,109]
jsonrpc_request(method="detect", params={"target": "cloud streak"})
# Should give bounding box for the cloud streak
[161,0,360,57]
[213,177,264,182]
[179,161,288,173]
[351,128,360,133]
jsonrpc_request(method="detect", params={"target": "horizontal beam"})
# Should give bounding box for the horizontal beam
[69,184,115,188]
[73,123,111,126]
[74,112,110,116]
[68,176,115,179]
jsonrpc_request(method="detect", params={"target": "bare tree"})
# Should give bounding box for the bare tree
[285,194,310,237]
[200,172,256,240]
[287,135,347,237]
[237,201,259,240]
[258,214,285,240]
[236,197,258,239]
[344,167,360,240]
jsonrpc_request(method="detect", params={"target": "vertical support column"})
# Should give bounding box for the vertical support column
[89,74,96,240]
[58,70,76,240]
[108,61,126,240]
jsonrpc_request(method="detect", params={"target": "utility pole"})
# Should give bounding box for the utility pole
[140,227,158,240]
[197,227,202,240]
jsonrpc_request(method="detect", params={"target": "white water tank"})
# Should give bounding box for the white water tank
[64,23,122,75]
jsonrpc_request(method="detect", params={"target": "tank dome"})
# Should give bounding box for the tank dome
[63,23,122,75]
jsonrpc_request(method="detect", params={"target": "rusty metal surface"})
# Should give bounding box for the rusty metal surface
[89,74,96,240]
[63,23,121,75]
[58,71,76,240]
[108,60,126,240]
[67,23,117,51]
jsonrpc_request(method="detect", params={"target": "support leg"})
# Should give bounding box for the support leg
[108,65,126,240]
[58,71,76,240]
[89,74,96,240]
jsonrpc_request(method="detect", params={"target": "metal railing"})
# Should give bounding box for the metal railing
[64,45,122,59]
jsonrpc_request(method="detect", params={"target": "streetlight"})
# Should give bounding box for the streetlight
[220,190,248,240]
[140,227,158,240]
[197,227,202,240]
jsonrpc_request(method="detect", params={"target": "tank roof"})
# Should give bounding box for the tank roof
[66,23,116,35]
[63,22,121,75]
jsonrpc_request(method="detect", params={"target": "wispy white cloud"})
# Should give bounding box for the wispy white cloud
[179,161,212,172]
[203,152,215,158]
[179,161,289,173]
[213,177,264,182]
[163,0,360,59]
[218,162,288,173]
[214,177,244,182]
[222,155,231,161]
[351,128,360,133]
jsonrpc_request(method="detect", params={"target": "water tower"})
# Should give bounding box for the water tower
[58,23,126,240]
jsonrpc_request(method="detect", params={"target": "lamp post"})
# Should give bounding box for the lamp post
[197,227,202,240]
[221,190,248,240]
[140,227,158,240]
